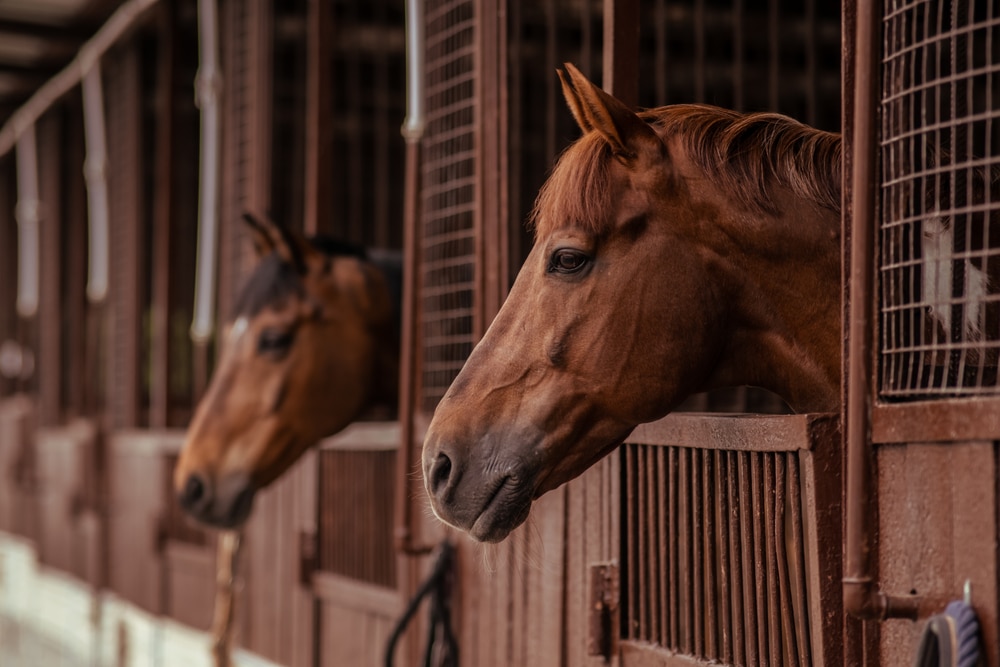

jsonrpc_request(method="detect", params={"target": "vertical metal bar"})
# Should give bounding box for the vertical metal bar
[694,0,705,103]
[668,446,679,648]
[602,0,639,105]
[844,0,920,622]
[657,446,669,646]
[702,448,716,660]
[750,453,768,662]
[678,447,691,653]
[636,444,649,639]
[691,449,704,656]
[626,444,640,638]
[738,452,758,667]
[714,449,732,664]
[727,451,746,666]
[81,64,110,305]
[646,445,660,643]
[773,454,799,666]
[14,125,39,319]
[768,0,779,110]
[150,3,175,429]
[394,0,432,558]
[764,453,782,663]
[304,0,333,238]
[733,0,744,111]
[788,454,812,665]
[191,0,222,343]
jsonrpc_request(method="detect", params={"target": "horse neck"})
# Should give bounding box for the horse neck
[702,192,842,413]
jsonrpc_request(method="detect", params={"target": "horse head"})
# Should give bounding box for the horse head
[174,212,399,527]
[422,64,842,542]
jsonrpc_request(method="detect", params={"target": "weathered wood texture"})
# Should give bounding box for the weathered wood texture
[876,441,999,667]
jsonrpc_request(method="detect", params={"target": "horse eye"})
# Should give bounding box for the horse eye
[549,249,590,274]
[257,328,295,356]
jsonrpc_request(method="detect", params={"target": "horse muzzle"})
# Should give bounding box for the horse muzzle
[423,435,537,543]
[176,470,257,528]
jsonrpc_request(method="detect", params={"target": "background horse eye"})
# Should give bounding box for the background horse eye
[549,249,590,274]
[257,328,295,357]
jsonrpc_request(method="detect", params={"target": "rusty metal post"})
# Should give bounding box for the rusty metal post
[843,0,920,623]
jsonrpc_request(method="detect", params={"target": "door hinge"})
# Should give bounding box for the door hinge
[299,529,318,586]
[587,561,620,660]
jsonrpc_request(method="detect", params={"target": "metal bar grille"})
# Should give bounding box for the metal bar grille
[622,444,812,665]
[638,0,841,132]
[317,449,396,588]
[419,0,476,412]
[879,0,1000,399]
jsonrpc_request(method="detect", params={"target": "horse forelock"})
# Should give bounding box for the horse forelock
[530,132,617,239]
[530,105,842,240]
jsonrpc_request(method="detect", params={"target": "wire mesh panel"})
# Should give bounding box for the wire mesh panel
[317,448,396,588]
[419,0,477,412]
[622,444,813,666]
[638,0,841,131]
[879,0,1000,399]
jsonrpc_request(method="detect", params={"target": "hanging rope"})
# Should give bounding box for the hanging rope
[210,530,241,667]
[385,541,458,667]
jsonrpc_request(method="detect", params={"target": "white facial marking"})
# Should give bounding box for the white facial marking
[230,316,249,343]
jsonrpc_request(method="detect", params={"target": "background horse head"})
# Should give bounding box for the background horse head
[174,212,400,527]
[422,63,843,543]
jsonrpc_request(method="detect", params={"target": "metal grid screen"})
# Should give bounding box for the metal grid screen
[419,0,477,412]
[879,0,1000,399]
[318,449,396,588]
[622,445,812,665]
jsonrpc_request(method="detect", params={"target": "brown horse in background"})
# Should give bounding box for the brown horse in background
[422,64,843,543]
[174,213,400,527]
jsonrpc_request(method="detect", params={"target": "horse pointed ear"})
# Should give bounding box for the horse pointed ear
[241,211,309,274]
[559,62,661,162]
[242,211,276,257]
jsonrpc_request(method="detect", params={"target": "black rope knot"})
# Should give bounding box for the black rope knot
[385,541,458,667]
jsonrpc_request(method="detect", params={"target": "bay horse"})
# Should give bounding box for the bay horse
[174,212,400,527]
[422,63,843,543]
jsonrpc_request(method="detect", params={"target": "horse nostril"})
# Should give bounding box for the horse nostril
[179,473,209,511]
[429,452,453,496]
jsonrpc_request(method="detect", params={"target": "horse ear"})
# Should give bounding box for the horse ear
[559,62,661,162]
[241,211,309,274]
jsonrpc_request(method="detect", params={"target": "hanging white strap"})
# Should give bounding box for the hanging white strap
[190,0,222,343]
[15,125,39,318]
[82,62,110,303]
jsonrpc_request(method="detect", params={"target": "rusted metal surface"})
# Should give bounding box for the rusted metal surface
[621,414,842,666]
[878,0,1000,399]
[104,43,143,430]
[418,0,478,412]
[875,441,999,667]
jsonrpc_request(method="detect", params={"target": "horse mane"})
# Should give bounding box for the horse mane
[531,104,841,238]
[232,236,368,319]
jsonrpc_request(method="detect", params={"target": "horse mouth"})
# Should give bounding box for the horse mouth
[469,476,533,543]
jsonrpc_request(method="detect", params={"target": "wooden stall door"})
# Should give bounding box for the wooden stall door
[616,414,843,667]
[310,424,403,667]
[34,419,102,586]
[0,397,38,543]
[107,430,214,631]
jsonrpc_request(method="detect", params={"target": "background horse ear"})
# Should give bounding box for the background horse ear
[559,62,662,163]
[241,211,309,274]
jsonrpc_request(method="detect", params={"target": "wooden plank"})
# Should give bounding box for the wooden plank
[311,571,402,617]
[876,442,999,667]
[36,111,61,427]
[620,639,718,666]
[628,413,836,452]
[873,397,1000,443]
